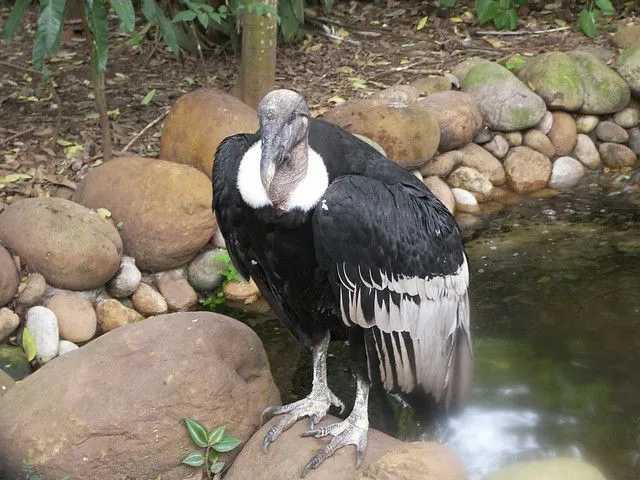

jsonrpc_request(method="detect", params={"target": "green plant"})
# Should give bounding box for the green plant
[476,0,528,31]
[182,418,241,477]
[199,251,243,311]
[578,0,616,38]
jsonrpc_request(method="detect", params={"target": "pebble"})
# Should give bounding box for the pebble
[420,151,463,177]
[447,166,493,201]
[212,228,226,249]
[187,249,228,293]
[423,176,455,214]
[549,156,585,189]
[536,111,553,134]
[613,106,639,128]
[628,127,640,155]
[573,134,601,169]
[0,308,20,342]
[15,273,46,309]
[45,291,97,343]
[523,130,555,158]
[58,340,79,356]
[95,299,144,332]
[547,111,577,155]
[451,188,480,213]
[107,256,142,299]
[598,143,637,167]
[503,131,522,146]
[473,126,492,144]
[575,115,599,133]
[595,121,629,143]
[156,271,198,312]
[0,246,19,308]
[131,283,168,316]
[223,279,261,304]
[483,134,509,158]
[25,306,59,363]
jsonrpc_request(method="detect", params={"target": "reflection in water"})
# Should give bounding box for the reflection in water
[233,190,640,480]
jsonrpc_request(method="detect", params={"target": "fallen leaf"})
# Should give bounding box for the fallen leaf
[416,16,429,30]
[96,207,112,219]
[327,96,346,105]
[141,89,156,105]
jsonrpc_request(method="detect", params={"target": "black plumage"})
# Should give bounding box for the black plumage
[213,90,471,475]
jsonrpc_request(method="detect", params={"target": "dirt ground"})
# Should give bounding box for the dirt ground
[0,0,638,210]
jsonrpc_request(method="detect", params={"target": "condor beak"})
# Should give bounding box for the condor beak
[260,123,287,192]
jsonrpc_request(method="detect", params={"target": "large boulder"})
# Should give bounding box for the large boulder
[517,52,584,111]
[613,43,640,98]
[160,88,259,178]
[0,312,281,480]
[74,156,216,272]
[486,457,605,480]
[418,91,483,151]
[461,62,546,131]
[0,198,122,290]
[225,415,466,480]
[324,99,440,168]
[567,50,631,114]
[0,245,19,307]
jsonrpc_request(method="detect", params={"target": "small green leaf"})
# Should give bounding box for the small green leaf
[22,327,37,362]
[493,8,518,30]
[208,426,225,446]
[208,450,219,464]
[0,173,33,184]
[210,461,225,474]
[140,88,156,105]
[416,16,428,30]
[437,0,456,6]
[595,0,615,15]
[116,220,124,230]
[184,418,208,447]
[96,207,112,219]
[37,0,67,54]
[173,10,197,22]
[109,0,135,31]
[213,434,241,453]
[475,0,498,24]
[157,12,180,55]
[3,0,32,43]
[505,55,525,72]
[197,11,208,28]
[141,0,158,21]
[579,9,598,38]
[86,0,109,74]
[182,451,205,467]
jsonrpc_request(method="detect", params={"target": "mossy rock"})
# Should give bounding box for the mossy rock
[613,43,640,98]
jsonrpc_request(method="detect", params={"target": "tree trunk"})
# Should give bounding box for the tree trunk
[238,0,277,109]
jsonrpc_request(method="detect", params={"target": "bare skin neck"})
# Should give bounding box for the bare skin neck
[268,138,309,212]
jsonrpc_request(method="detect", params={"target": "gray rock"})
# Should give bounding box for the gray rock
[451,57,492,84]
[613,106,640,128]
[568,50,631,114]
[536,111,553,134]
[573,134,601,169]
[25,306,59,363]
[550,156,585,189]
[575,115,600,133]
[410,75,453,96]
[187,249,228,293]
[473,126,492,144]
[212,228,226,249]
[462,62,546,131]
[516,51,584,111]
[523,130,555,158]
[370,85,420,104]
[57,340,79,356]
[628,127,640,155]
[595,120,629,143]
[613,43,640,97]
[598,143,638,167]
[0,245,19,308]
[452,188,480,213]
[447,166,493,201]
[107,256,142,299]
[0,308,19,342]
[483,134,509,158]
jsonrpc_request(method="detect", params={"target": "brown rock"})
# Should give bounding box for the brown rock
[410,76,453,96]
[547,112,577,156]
[15,273,46,310]
[156,271,198,312]
[0,198,122,290]
[225,414,404,480]
[503,147,552,193]
[0,245,19,307]
[503,132,523,146]
[224,279,261,304]
[45,292,97,343]
[598,143,638,167]
[483,134,509,158]
[160,88,258,178]
[95,299,144,332]
[523,130,555,158]
[459,143,506,185]
[423,176,455,214]
[420,151,463,177]
[74,156,215,271]
[419,91,483,151]
[358,442,468,480]
[324,99,440,168]
[131,282,168,316]
[0,312,280,480]
[0,369,15,399]
[614,23,640,49]
[447,167,493,202]
[0,308,19,342]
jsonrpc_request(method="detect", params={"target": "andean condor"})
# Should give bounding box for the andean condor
[212,89,472,476]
